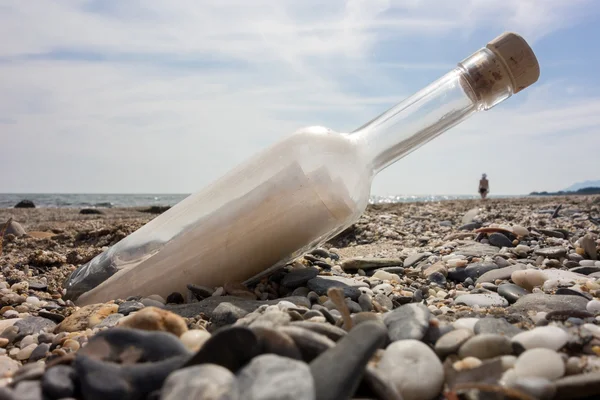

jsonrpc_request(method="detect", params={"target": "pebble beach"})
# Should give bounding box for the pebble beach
[1,195,600,400]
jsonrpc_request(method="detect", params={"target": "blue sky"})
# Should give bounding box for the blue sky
[1,0,599,196]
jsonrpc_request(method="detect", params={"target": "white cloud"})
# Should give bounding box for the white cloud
[0,0,598,195]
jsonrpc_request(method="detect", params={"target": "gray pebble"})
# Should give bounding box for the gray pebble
[458,334,512,359]
[117,301,145,316]
[160,364,237,400]
[434,328,473,358]
[383,303,430,342]
[474,317,523,338]
[358,294,373,312]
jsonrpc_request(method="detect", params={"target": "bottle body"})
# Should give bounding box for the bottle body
[64,32,539,305]
[66,127,373,305]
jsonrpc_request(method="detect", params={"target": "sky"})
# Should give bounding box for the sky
[1,0,599,196]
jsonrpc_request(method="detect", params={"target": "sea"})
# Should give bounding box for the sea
[0,193,524,209]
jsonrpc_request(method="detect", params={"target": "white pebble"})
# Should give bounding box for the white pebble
[19,335,37,349]
[25,296,41,307]
[512,225,529,236]
[512,326,568,351]
[514,348,565,380]
[2,310,19,319]
[511,269,548,291]
[146,294,166,304]
[277,301,297,310]
[16,344,37,360]
[453,356,482,371]
[378,340,444,400]
[580,260,596,267]
[500,355,517,371]
[587,300,600,314]
[452,318,479,333]
[515,244,531,253]
[372,283,393,296]
[372,270,401,282]
[582,323,600,339]
[180,329,211,352]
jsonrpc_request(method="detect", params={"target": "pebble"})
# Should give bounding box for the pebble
[16,343,37,360]
[179,329,211,352]
[340,257,403,271]
[211,302,249,328]
[309,320,387,400]
[515,348,565,380]
[383,303,430,341]
[55,303,118,332]
[511,325,568,351]
[511,269,548,291]
[13,381,43,400]
[281,267,320,289]
[587,299,600,314]
[41,365,76,399]
[488,232,513,248]
[166,292,184,304]
[237,354,314,400]
[534,247,568,259]
[20,335,37,349]
[458,334,512,359]
[453,356,482,371]
[279,326,335,363]
[160,364,238,400]
[378,339,444,400]
[307,276,365,300]
[454,293,508,307]
[497,283,530,303]
[508,377,557,399]
[509,293,588,314]
[371,270,400,282]
[28,343,50,362]
[475,264,526,284]
[118,306,188,337]
[554,371,600,398]
[0,355,20,376]
[358,294,373,312]
[14,317,56,340]
[453,318,480,333]
[580,233,598,260]
[372,283,393,296]
[141,298,166,308]
[117,301,145,315]
[434,328,473,357]
[464,262,499,279]
[403,253,428,268]
[474,317,523,337]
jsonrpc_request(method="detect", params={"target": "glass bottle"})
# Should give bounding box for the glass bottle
[64,32,540,305]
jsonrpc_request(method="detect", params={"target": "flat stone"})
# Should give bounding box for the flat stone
[509,293,588,314]
[161,364,237,400]
[555,287,592,300]
[474,317,523,338]
[534,247,567,259]
[554,371,600,399]
[571,266,600,275]
[238,354,314,400]
[476,264,527,284]
[377,339,444,400]
[117,301,144,316]
[281,267,319,289]
[28,343,50,362]
[251,327,302,361]
[488,233,514,248]
[515,348,565,380]
[340,258,403,272]
[458,334,512,359]
[211,302,249,328]
[498,283,530,304]
[165,296,310,318]
[455,243,499,257]
[434,328,473,358]
[403,253,429,268]
[511,325,569,351]
[307,276,366,300]
[14,317,57,340]
[543,268,589,285]
[511,269,548,291]
[464,262,499,279]
[454,293,508,308]
[383,303,430,342]
[310,320,387,400]
[279,326,335,363]
[42,365,76,399]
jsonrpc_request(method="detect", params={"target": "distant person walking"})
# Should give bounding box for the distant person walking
[479,173,489,199]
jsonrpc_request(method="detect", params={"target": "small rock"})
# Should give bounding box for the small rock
[453,356,482,371]
[511,325,568,351]
[378,339,444,400]
[16,343,37,360]
[179,329,211,352]
[587,299,600,314]
[581,234,598,260]
[488,233,513,248]
[474,317,523,337]
[55,303,118,333]
[0,355,20,376]
[281,267,319,289]
[458,334,512,359]
[434,328,473,358]
[166,292,184,304]
[211,302,249,328]
[534,247,568,259]
[14,317,56,340]
[383,303,430,342]
[117,307,188,336]
[13,381,42,400]
[454,293,508,307]
[455,243,499,257]
[42,365,76,399]
[160,364,238,400]
[117,301,145,316]
[554,371,600,398]
[340,258,403,272]
[515,348,565,380]
[307,276,366,300]
[508,377,557,399]
[95,313,124,329]
[237,354,314,400]
[224,282,256,300]
[4,220,25,237]
[476,264,526,284]
[28,343,50,362]
[14,200,35,208]
[279,326,335,363]
[511,269,548,291]
[509,293,588,314]
[404,253,429,268]
[453,318,479,333]
[498,283,530,304]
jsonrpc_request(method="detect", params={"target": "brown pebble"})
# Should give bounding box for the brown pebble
[55,303,119,333]
[117,306,188,337]
[62,339,80,352]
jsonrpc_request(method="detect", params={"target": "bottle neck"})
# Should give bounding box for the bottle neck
[353,48,514,175]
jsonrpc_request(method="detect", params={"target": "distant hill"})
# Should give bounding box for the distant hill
[564,180,600,192]
[530,186,600,196]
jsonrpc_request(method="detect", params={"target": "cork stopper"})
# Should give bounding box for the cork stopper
[485,32,540,93]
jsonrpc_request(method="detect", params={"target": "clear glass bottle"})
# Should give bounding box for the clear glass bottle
[64,32,540,305]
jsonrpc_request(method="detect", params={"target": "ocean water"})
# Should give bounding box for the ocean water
[0,193,523,208]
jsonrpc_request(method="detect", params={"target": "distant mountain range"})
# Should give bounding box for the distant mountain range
[564,180,600,192]
[530,180,600,196]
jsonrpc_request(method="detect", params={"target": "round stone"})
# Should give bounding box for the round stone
[377,339,444,400]
[458,334,512,359]
[511,326,568,351]
[586,300,600,314]
[514,348,565,380]
[180,329,211,352]
[16,343,37,360]
[511,270,548,291]
[434,329,473,358]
